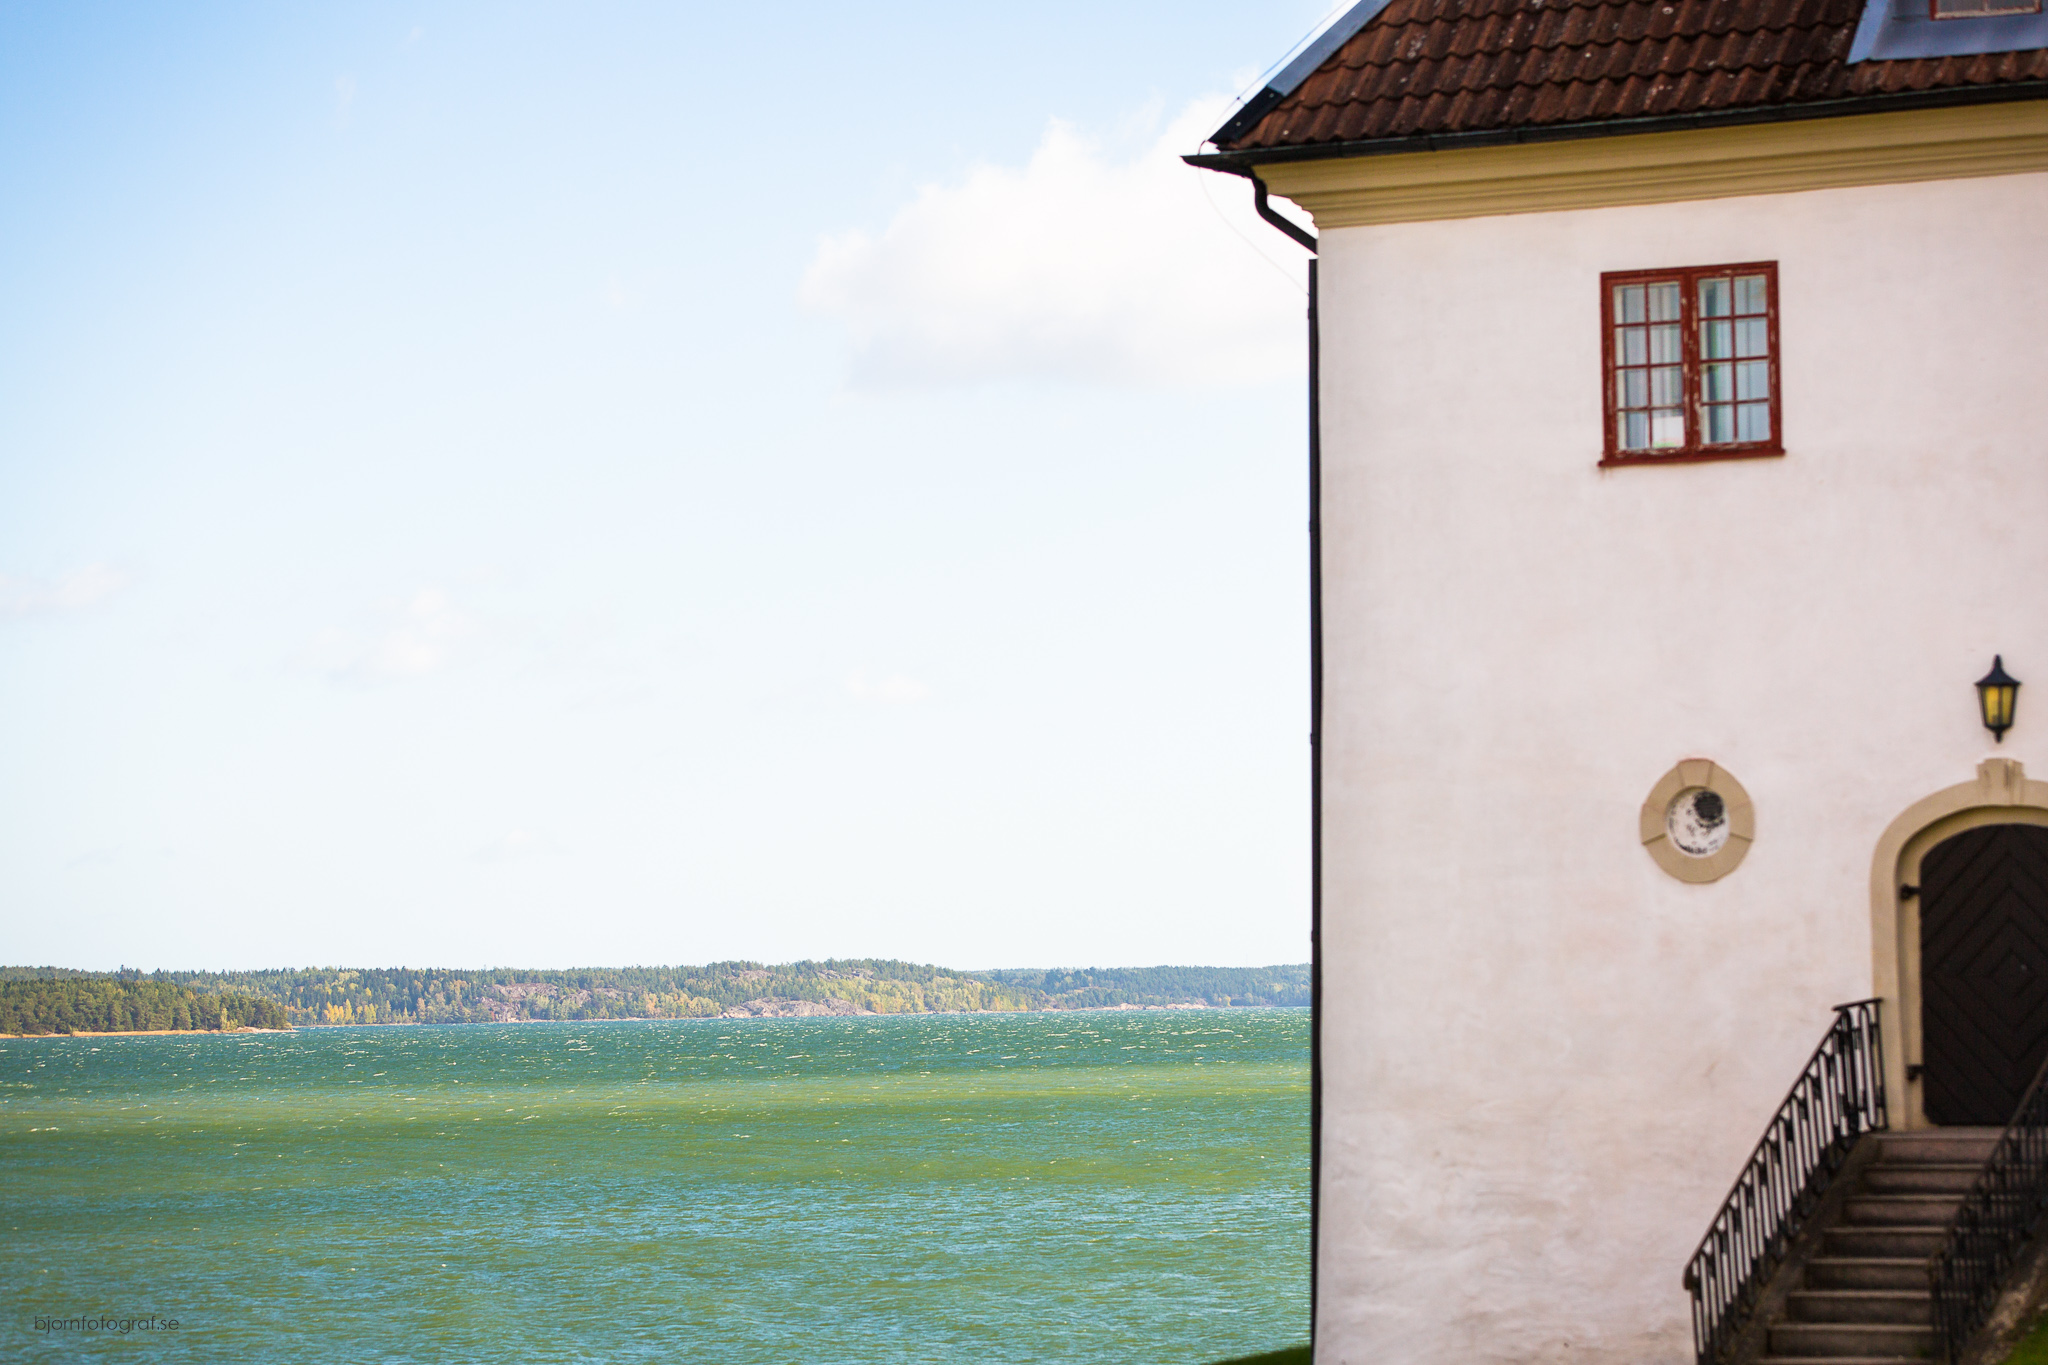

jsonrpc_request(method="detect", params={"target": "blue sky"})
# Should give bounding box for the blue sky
[0,2,1323,972]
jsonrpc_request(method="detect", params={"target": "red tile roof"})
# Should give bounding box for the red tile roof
[1216,0,2048,153]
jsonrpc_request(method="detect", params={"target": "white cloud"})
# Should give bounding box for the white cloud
[0,563,128,616]
[845,671,931,705]
[303,588,472,684]
[800,96,1310,388]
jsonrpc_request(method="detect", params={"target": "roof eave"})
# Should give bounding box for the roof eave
[1188,80,2048,173]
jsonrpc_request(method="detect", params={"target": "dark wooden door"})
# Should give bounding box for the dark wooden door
[1922,823,2048,1125]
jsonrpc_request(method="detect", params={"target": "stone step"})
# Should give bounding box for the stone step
[1860,1162,1985,1194]
[1739,1131,1990,1364]
[1822,1224,1947,1258]
[1840,1194,1961,1226]
[1872,1130,2001,1165]
[1766,1321,1936,1358]
[1802,1257,1931,1291]
[1786,1290,1931,1325]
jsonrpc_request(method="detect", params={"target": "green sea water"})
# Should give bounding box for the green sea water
[1,1010,1308,1364]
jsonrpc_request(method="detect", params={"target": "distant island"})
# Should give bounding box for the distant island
[0,961,1309,1031]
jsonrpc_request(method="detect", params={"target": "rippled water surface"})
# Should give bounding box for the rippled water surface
[1,1011,1307,1363]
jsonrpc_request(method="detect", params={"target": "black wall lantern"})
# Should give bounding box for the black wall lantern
[1978,656,2021,742]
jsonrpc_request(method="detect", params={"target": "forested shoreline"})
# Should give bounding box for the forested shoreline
[0,961,1310,1028]
[0,979,291,1036]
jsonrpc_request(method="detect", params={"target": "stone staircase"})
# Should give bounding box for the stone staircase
[1755,1128,1999,1364]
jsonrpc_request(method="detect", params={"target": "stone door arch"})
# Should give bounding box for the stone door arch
[1872,760,2048,1128]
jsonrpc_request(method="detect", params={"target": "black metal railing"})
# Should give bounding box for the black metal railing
[1930,1050,2048,1362]
[1683,999,1888,1365]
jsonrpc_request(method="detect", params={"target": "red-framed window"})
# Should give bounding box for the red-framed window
[1601,262,1782,466]
[1933,0,2040,17]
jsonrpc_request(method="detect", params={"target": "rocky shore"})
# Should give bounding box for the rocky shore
[720,996,869,1018]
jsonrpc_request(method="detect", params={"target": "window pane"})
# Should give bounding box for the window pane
[1703,404,1735,444]
[1621,411,1649,450]
[1651,365,1682,406]
[1607,267,1780,457]
[1701,362,1732,403]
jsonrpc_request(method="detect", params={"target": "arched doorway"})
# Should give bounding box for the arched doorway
[1920,823,2048,1125]
[1870,759,2048,1128]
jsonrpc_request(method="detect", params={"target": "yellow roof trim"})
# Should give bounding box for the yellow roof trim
[1257,100,2048,228]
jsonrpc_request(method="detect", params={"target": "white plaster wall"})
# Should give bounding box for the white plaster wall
[1312,170,2048,1364]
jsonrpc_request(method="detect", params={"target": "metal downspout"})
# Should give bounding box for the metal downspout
[1304,247,1323,1363]
[1254,173,1319,254]
[1201,161,1322,1350]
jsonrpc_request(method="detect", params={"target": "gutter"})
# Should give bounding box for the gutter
[1188,80,2048,173]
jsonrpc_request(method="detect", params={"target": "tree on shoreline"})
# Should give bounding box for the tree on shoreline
[0,961,1310,1028]
[0,980,288,1035]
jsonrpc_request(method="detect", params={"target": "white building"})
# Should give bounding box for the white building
[1193,3,2048,1363]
